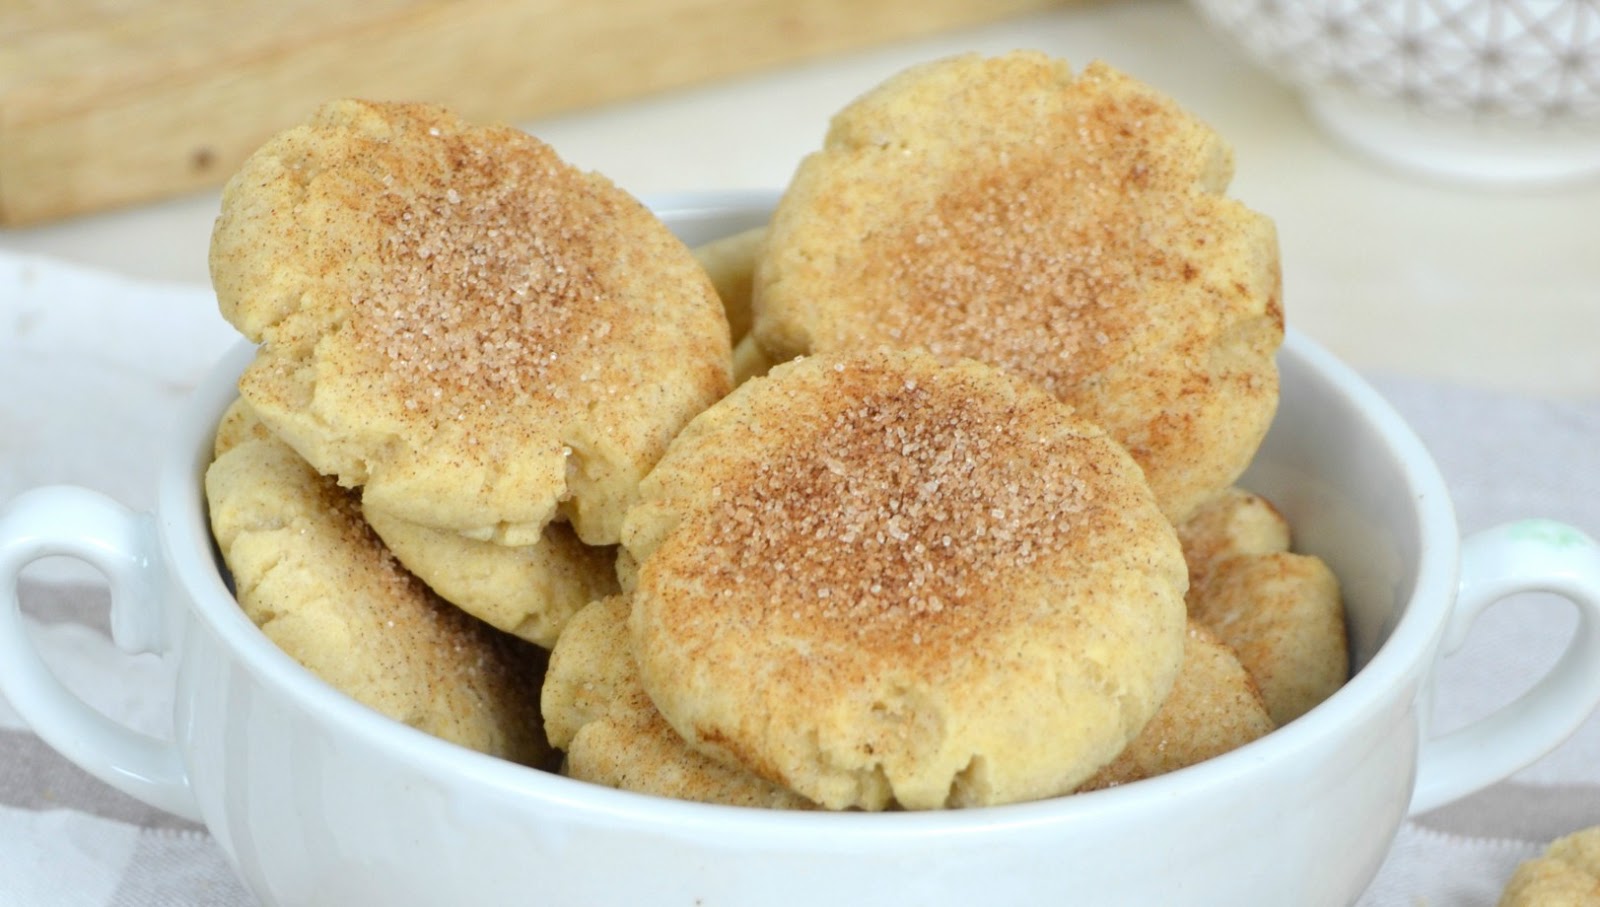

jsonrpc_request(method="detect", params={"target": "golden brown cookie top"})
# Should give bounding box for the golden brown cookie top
[624,347,1188,810]
[212,100,731,546]
[754,52,1282,522]
[654,352,1116,658]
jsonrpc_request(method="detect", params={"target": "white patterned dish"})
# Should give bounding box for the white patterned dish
[1189,0,1600,185]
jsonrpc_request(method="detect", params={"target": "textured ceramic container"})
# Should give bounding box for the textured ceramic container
[1190,0,1600,185]
[4,192,1600,907]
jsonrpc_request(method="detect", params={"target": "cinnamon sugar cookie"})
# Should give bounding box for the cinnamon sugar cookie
[1179,488,1348,725]
[1077,620,1274,791]
[211,99,731,547]
[753,52,1282,522]
[693,226,777,385]
[543,596,813,809]
[1188,551,1346,726]
[623,347,1187,810]
[1500,827,1600,907]
[692,226,765,344]
[363,506,618,649]
[206,412,548,764]
[1177,486,1292,589]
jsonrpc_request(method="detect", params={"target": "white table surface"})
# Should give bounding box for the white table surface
[3,0,1596,398]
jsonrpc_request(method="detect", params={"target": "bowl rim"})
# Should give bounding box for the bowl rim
[156,191,1459,838]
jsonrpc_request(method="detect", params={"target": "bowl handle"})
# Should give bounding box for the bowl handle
[1409,519,1600,815]
[0,485,201,822]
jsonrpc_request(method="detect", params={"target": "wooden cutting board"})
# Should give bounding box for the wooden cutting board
[0,0,1080,225]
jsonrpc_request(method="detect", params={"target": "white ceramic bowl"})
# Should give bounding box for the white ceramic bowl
[1189,0,1600,185]
[5,192,1600,907]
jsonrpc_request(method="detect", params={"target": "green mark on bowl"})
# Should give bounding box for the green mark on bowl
[1508,519,1593,550]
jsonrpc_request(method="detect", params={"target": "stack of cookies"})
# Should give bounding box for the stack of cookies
[204,98,731,768]
[204,51,1347,810]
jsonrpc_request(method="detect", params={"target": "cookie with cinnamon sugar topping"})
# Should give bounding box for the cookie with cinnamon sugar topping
[1177,486,1292,590]
[692,226,777,386]
[210,99,731,548]
[622,347,1188,810]
[752,52,1283,523]
[543,596,813,809]
[218,394,618,650]
[1499,826,1600,907]
[205,399,549,765]
[1179,487,1348,725]
[692,225,764,346]
[1076,619,1274,792]
[362,505,618,650]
